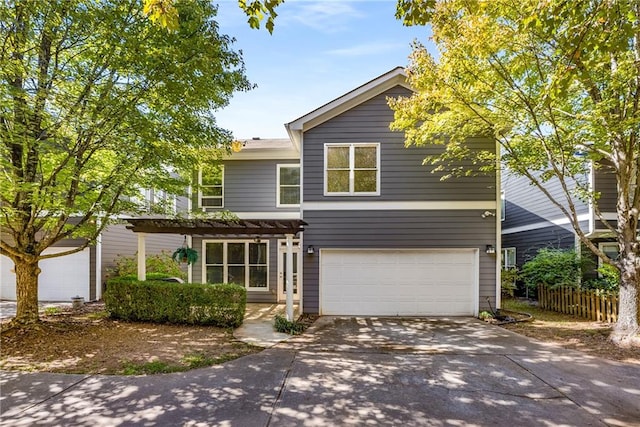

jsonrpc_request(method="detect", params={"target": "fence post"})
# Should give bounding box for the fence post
[538,285,543,308]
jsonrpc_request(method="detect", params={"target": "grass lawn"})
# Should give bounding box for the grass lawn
[499,298,639,364]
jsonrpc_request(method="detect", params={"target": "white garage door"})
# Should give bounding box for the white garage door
[320,249,477,316]
[1,247,90,301]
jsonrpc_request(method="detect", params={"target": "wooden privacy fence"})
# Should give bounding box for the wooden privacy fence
[537,285,618,323]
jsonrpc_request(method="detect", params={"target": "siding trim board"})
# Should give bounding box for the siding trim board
[502,213,591,235]
[233,212,301,220]
[304,201,496,211]
[227,150,299,161]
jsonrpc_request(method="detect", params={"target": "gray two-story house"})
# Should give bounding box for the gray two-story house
[1,190,186,302]
[4,68,501,315]
[183,67,501,316]
[501,162,619,273]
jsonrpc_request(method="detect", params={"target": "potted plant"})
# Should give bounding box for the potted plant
[172,246,198,265]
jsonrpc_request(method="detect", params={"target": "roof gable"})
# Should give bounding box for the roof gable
[285,67,410,147]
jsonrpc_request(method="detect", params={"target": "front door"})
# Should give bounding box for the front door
[278,239,301,302]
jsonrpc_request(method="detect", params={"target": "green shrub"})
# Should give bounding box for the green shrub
[274,314,305,335]
[118,272,181,281]
[109,251,186,280]
[501,268,518,298]
[104,278,246,328]
[478,311,494,320]
[582,263,621,291]
[521,248,582,292]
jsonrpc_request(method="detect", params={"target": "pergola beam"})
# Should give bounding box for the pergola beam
[125,218,306,236]
[126,218,307,320]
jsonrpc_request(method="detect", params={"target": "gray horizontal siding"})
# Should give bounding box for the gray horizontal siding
[302,210,497,314]
[176,194,189,214]
[199,159,299,214]
[190,236,279,303]
[303,86,496,203]
[502,225,576,268]
[502,172,589,230]
[594,164,617,213]
[101,225,184,285]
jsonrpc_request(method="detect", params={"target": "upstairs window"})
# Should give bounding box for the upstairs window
[134,188,176,214]
[152,189,177,215]
[277,164,300,207]
[199,166,224,210]
[325,143,379,195]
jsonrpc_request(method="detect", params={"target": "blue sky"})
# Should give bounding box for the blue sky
[214,0,435,139]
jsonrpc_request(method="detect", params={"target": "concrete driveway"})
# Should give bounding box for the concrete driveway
[2,317,639,426]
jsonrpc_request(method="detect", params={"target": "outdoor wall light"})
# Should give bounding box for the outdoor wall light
[307,245,315,255]
[485,244,496,254]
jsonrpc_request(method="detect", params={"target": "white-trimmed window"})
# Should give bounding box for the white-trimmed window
[502,247,516,269]
[152,189,177,215]
[277,164,300,207]
[325,143,380,195]
[199,166,224,209]
[204,241,268,290]
[598,242,619,271]
[501,191,506,221]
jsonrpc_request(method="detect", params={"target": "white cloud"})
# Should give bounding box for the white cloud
[325,42,406,57]
[282,1,365,33]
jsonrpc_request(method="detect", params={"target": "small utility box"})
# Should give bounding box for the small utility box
[71,296,85,310]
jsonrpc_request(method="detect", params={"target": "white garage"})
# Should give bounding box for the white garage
[319,249,478,316]
[1,247,91,301]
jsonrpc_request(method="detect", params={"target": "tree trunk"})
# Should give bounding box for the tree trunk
[14,259,41,324]
[612,252,640,345]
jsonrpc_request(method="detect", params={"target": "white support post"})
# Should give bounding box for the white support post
[187,235,193,283]
[137,232,146,281]
[285,233,294,321]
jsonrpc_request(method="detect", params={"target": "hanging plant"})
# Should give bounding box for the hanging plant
[172,246,198,265]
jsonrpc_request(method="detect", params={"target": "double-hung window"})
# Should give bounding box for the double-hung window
[277,164,300,207]
[325,143,380,195]
[204,241,268,290]
[199,166,224,209]
[598,242,619,273]
[502,247,516,269]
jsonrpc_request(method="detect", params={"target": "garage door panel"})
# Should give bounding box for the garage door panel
[320,249,477,316]
[1,247,90,301]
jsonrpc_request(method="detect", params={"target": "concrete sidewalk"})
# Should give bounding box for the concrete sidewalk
[233,303,299,348]
[0,301,73,320]
[2,318,639,426]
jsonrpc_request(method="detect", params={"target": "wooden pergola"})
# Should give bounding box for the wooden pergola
[125,218,307,320]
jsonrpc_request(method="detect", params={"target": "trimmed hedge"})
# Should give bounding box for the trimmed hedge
[104,278,246,328]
